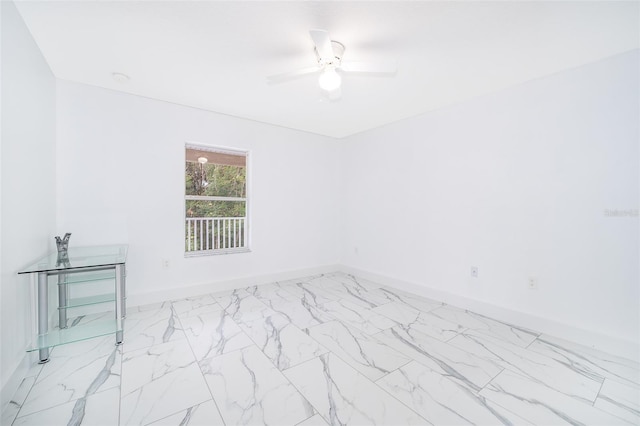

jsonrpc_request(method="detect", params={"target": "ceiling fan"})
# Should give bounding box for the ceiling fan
[267,30,396,97]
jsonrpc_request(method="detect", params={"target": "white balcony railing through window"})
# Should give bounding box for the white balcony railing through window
[186,217,246,252]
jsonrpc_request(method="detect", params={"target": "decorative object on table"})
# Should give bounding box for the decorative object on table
[55,233,72,253]
[55,233,72,267]
[56,252,70,268]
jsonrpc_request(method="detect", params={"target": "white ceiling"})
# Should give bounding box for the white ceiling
[14,1,639,139]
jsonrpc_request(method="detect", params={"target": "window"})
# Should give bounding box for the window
[185,144,248,255]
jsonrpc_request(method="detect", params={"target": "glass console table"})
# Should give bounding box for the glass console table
[18,245,128,363]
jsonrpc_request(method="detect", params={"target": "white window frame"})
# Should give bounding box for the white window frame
[184,143,250,257]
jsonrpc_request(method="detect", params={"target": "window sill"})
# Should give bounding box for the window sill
[184,247,251,257]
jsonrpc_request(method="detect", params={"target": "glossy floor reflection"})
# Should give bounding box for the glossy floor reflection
[3,273,639,425]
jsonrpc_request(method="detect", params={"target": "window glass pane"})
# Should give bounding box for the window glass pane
[185,146,248,253]
[185,162,246,198]
[186,200,245,218]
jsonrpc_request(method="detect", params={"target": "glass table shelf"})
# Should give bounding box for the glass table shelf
[18,245,127,275]
[27,318,122,352]
[56,270,116,286]
[57,293,116,310]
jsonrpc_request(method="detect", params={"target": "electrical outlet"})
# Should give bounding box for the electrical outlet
[470,266,478,278]
[162,259,170,269]
[528,277,538,290]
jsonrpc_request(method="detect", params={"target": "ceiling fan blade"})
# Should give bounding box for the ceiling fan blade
[340,61,397,75]
[309,29,334,61]
[267,66,319,84]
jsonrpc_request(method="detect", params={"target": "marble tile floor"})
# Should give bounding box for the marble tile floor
[2,272,639,426]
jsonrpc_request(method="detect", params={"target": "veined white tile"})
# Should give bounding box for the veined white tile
[369,286,443,312]
[13,386,120,426]
[120,339,211,425]
[448,330,603,404]
[180,310,253,361]
[259,289,335,330]
[318,280,390,310]
[1,376,36,426]
[273,278,306,288]
[127,302,173,320]
[245,282,288,301]
[325,273,384,291]
[284,352,428,425]
[304,274,348,289]
[213,289,266,319]
[535,334,640,368]
[243,284,310,317]
[306,321,410,380]
[322,272,350,278]
[377,361,533,425]
[372,302,463,341]
[296,414,329,426]
[172,294,222,319]
[124,305,186,353]
[12,272,639,426]
[237,309,327,370]
[200,345,315,425]
[147,400,225,426]
[277,280,339,306]
[228,295,270,323]
[322,299,395,335]
[374,327,502,391]
[276,274,322,288]
[529,334,640,387]
[594,379,640,424]
[246,283,334,328]
[429,305,539,347]
[481,369,630,425]
[19,335,121,417]
[317,272,347,282]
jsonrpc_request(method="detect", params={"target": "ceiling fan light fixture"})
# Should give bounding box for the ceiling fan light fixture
[318,67,341,91]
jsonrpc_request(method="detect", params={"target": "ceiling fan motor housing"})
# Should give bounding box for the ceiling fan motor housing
[315,40,345,66]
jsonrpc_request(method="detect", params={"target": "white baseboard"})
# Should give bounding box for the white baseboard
[338,265,639,362]
[126,264,340,308]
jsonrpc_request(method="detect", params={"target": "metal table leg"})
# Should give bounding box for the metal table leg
[115,264,124,345]
[37,272,50,363]
[120,264,126,318]
[58,273,68,329]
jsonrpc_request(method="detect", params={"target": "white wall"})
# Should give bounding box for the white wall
[341,50,639,357]
[0,0,57,400]
[55,81,341,302]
